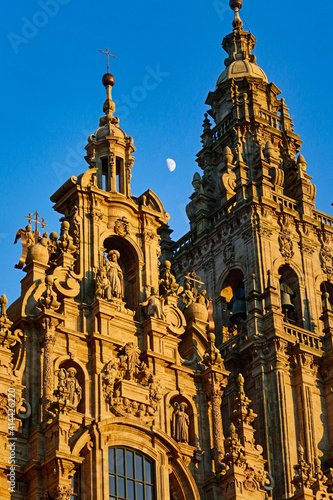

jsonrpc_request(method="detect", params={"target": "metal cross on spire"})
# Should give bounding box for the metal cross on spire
[26,211,47,243]
[184,270,205,295]
[99,48,117,73]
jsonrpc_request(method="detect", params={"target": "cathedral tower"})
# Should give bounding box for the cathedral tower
[168,1,333,499]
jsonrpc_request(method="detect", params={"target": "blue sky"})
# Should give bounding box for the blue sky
[1,0,333,305]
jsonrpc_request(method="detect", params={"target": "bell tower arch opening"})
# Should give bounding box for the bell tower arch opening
[116,156,125,194]
[278,264,301,326]
[220,269,246,341]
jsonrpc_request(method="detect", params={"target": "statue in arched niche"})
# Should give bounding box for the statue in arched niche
[55,367,82,410]
[172,402,190,444]
[66,367,82,407]
[106,249,124,299]
[95,249,125,301]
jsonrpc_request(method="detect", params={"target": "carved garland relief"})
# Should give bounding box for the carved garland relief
[102,342,163,420]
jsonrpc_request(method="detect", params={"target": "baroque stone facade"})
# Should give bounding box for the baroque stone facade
[0,2,332,500]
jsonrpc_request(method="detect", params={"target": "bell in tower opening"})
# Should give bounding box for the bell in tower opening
[229,281,246,325]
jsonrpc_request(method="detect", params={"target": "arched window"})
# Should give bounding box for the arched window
[279,264,302,326]
[109,447,155,500]
[220,269,246,342]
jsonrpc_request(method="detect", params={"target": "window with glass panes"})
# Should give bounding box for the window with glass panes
[108,447,154,500]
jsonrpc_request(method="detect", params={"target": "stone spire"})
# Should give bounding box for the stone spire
[220,0,267,83]
[230,0,243,29]
[85,68,136,197]
[184,0,315,235]
[100,72,117,126]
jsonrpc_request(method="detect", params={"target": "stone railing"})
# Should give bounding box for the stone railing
[312,209,333,228]
[211,116,233,143]
[172,231,195,255]
[283,324,323,352]
[272,194,298,213]
[258,109,281,131]
[220,330,248,357]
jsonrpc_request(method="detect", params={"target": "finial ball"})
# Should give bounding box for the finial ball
[102,73,115,87]
[229,0,243,11]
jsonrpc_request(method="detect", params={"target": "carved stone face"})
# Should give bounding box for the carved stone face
[67,367,77,378]
[108,250,120,263]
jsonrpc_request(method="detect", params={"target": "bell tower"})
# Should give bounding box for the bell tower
[169,1,333,498]
[85,71,135,197]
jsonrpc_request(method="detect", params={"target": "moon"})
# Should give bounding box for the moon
[166,158,176,172]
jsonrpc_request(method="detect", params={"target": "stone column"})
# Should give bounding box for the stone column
[203,367,229,473]
[266,337,294,499]
[40,318,57,421]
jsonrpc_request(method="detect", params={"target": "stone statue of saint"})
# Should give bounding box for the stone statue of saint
[65,367,82,408]
[140,287,166,320]
[159,260,179,297]
[55,367,82,410]
[172,402,190,444]
[105,250,124,299]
